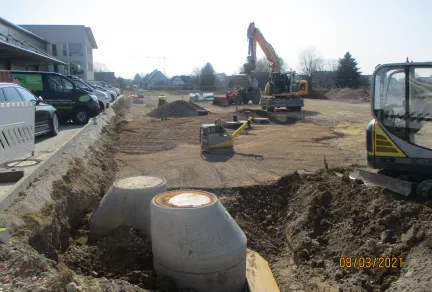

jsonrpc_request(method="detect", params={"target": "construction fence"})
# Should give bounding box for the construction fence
[0,101,35,165]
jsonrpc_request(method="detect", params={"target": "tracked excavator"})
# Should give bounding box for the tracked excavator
[244,22,308,112]
[360,60,432,197]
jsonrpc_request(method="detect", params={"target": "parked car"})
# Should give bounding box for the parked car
[87,80,120,97]
[66,76,110,111]
[92,85,116,102]
[0,83,59,137]
[0,71,100,125]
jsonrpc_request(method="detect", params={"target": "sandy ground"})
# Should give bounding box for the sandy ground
[115,96,371,187]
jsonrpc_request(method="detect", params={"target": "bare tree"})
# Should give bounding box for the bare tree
[191,66,201,88]
[254,56,289,72]
[94,61,110,72]
[324,59,338,71]
[298,47,325,90]
[298,47,324,77]
[238,56,289,74]
[191,66,201,77]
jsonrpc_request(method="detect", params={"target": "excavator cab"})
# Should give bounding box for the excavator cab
[364,62,432,197]
[268,71,301,95]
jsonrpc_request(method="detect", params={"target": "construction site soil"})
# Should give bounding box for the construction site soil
[325,88,370,101]
[147,100,206,118]
[0,96,431,291]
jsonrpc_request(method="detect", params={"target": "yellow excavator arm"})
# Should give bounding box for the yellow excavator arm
[244,22,281,74]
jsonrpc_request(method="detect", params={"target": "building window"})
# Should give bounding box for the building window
[69,61,84,75]
[88,62,93,72]
[68,43,83,57]
[52,44,57,56]
[62,44,68,57]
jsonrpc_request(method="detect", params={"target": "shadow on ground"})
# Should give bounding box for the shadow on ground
[201,151,264,162]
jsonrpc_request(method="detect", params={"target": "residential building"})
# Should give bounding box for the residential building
[0,17,65,71]
[20,25,98,80]
[172,75,192,89]
[172,76,185,87]
[94,71,116,85]
[142,69,169,89]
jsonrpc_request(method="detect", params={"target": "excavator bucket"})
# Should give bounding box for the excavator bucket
[213,96,230,106]
[246,249,280,292]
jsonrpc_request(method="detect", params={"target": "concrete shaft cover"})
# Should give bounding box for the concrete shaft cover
[90,176,167,238]
[151,190,247,292]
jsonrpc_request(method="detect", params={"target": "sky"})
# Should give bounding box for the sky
[2,0,431,79]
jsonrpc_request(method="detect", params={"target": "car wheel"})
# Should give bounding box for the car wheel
[48,113,59,136]
[98,101,105,113]
[73,108,90,124]
[111,94,115,102]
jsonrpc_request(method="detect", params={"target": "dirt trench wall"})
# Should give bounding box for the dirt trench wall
[0,104,122,260]
[28,127,118,260]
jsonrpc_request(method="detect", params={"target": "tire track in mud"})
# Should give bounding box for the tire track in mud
[202,162,225,187]
[226,160,260,185]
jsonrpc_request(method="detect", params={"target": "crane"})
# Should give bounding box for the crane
[244,22,308,112]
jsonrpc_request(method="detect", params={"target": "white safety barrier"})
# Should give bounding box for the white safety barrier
[0,102,35,165]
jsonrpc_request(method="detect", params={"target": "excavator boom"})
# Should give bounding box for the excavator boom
[245,22,280,73]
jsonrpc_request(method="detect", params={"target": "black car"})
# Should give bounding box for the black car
[0,70,100,125]
[0,83,59,137]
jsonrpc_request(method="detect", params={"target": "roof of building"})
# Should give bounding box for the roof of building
[85,27,98,49]
[0,38,66,65]
[144,70,168,83]
[172,75,191,83]
[0,17,49,44]
[18,24,98,49]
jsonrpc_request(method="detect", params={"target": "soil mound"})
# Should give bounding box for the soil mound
[61,227,156,290]
[148,100,205,118]
[219,168,432,291]
[326,88,370,101]
[305,90,329,100]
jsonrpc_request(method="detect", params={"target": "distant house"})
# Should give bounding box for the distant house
[142,69,169,89]
[171,75,192,88]
[94,71,116,85]
[172,76,185,87]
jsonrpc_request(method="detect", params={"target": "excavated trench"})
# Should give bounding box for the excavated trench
[10,100,432,291]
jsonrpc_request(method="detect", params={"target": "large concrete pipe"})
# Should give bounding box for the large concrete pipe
[90,176,167,239]
[151,190,247,292]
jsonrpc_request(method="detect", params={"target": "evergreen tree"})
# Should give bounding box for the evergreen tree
[335,52,361,88]
[133,73,141,85]
[200,62,216,90]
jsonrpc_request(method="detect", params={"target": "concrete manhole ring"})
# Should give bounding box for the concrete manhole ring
[3,159,41,168]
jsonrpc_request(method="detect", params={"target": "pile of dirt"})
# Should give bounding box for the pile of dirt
[148,100,205,118]
[218,169,432,291]
[305,90,329,100]
[326,88,370,101]
[61,226,157,290]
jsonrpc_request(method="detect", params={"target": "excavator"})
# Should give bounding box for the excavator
[360,60,432,197]
[244,22,309,112]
